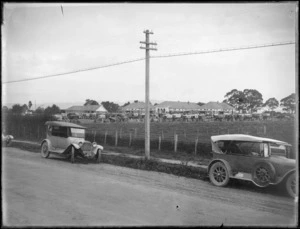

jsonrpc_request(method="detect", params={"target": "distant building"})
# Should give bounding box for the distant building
[63,105,108,115]
[199,102,235,114]
[155,101,201,114]
[122,101,155,113]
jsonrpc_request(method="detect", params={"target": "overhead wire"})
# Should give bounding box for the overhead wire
[2,41,295,84]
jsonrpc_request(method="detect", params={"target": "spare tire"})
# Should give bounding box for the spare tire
[252,162,275,187]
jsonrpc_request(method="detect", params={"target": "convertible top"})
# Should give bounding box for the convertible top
[211,134,291,146]
[45,121,86,129]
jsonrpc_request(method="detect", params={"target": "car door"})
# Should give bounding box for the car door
[50,126,70,152]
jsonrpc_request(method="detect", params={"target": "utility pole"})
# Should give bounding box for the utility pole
[140,30,157,160]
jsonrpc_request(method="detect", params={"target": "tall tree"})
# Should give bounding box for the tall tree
[223,89,247,112]
[84,99,99,106]
[122,101,130,107]
[197,102,205,106]
[44,104,61,115]
[11,104,23,114]
[280,93,296,113]
[243,89,263,112]
[28,101,32,110]
[101,101,120,113]
[263,97,279,111]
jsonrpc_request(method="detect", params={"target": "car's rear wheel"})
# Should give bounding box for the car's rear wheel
[71,147,75,163]
[285,173,296,198]
[252,162,275,187]
[209,162,230,187]
[41,142,50,158]
[96,149,101,163]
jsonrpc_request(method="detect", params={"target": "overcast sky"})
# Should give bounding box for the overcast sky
[2,3,297,107]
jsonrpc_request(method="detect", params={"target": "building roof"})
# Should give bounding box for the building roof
[122,102,154,110]
[211,134,290,146]
[45,121,86,129]
[199,102,234,110]
[65,105,107,112]
[155,101,201,110]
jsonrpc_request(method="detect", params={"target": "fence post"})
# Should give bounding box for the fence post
[184,129,186,138]
[23,126,25,138]
[129,132,132,147]
[37,126,40,140]
[115,130,118,146]
[158,136,161,151]
[161,130,164,140]
[195,137,199,155]
[174,134,178,152]
[104,131,107,145]
[94,130,96,142]
[120,128,122,139]
[134,128,137,139]
[227,128,230,134]
[264,125,267,135]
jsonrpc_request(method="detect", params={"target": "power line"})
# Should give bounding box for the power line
[2,57,145,84]
[2,41,295,84]
[150,41,295,59]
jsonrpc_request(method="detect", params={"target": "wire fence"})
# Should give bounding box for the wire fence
[3,114,295,156]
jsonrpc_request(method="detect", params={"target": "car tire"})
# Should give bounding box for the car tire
[252,162,275,187]
[71,147,75,164]
[41,142,50,158]
[96,149,101,164]
[209,162,230,187]
[285,173,296,198]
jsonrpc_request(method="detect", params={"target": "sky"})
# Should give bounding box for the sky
[2,3,297,108]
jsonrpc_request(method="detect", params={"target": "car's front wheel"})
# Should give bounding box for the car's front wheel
[285,173,296,198]
[209,162,230,187]
[41,142,50,158]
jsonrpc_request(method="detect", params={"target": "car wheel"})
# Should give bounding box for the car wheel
[285,173,296,198]
[71,147,75,163]
[96,149,101,163]
[252,162,275,187]
[41,142,50,158]
[209,162,230,187]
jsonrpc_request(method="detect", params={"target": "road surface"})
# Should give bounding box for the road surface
[2,147,298,226]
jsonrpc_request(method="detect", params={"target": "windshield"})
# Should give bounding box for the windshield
[70,128,85,138]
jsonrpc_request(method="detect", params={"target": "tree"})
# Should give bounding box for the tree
[280,93,296,113]
[44,104,61,115]
[263,97,279,111]
[134,100,139,103]
[35,106,45,114]
[101,101,120,113]
[197,102,205,106]
[223,89,247,112]
[243,89,263,112]
[84,99,99,106]
[11,104,23,114]
[122,101,130,107]
[28,101,32,110]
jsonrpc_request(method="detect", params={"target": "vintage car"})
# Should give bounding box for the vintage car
[208,134,296,198]
[41,121,103,163]
[2,133,14,146]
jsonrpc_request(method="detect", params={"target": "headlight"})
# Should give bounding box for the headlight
[78,142,83,147]
[92,142,97,147]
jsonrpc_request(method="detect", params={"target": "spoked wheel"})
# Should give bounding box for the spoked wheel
[41,142,50,158]
[96,149,101,164]
[209,162,230,187]
[286,173,297,198]
[71,147,75,163]
[252,163,275,187]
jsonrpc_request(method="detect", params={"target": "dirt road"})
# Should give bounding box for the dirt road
[2,147,298,226]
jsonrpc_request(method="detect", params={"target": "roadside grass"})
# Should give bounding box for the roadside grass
[7,141,208,181]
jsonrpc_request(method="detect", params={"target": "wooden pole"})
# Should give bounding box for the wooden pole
[94,130,96,142]
[134,128,137,139]
[174,134,178,152]
[129,132,132,147]
[195,137,199,155]
[158,136,161,151]
[115,130,118,146]
[104,131,107,145]
[264,125,267,135]
[161,130,164,140]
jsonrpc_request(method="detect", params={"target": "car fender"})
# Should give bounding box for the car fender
[208,159,233,177]
[274,169,296,185]
[92,145,104,154]
[41,139,52,149]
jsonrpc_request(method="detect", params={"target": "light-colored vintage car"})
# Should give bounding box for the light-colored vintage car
[41,121,103,163]
[208,134,297,198]
[2,133,14,146]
